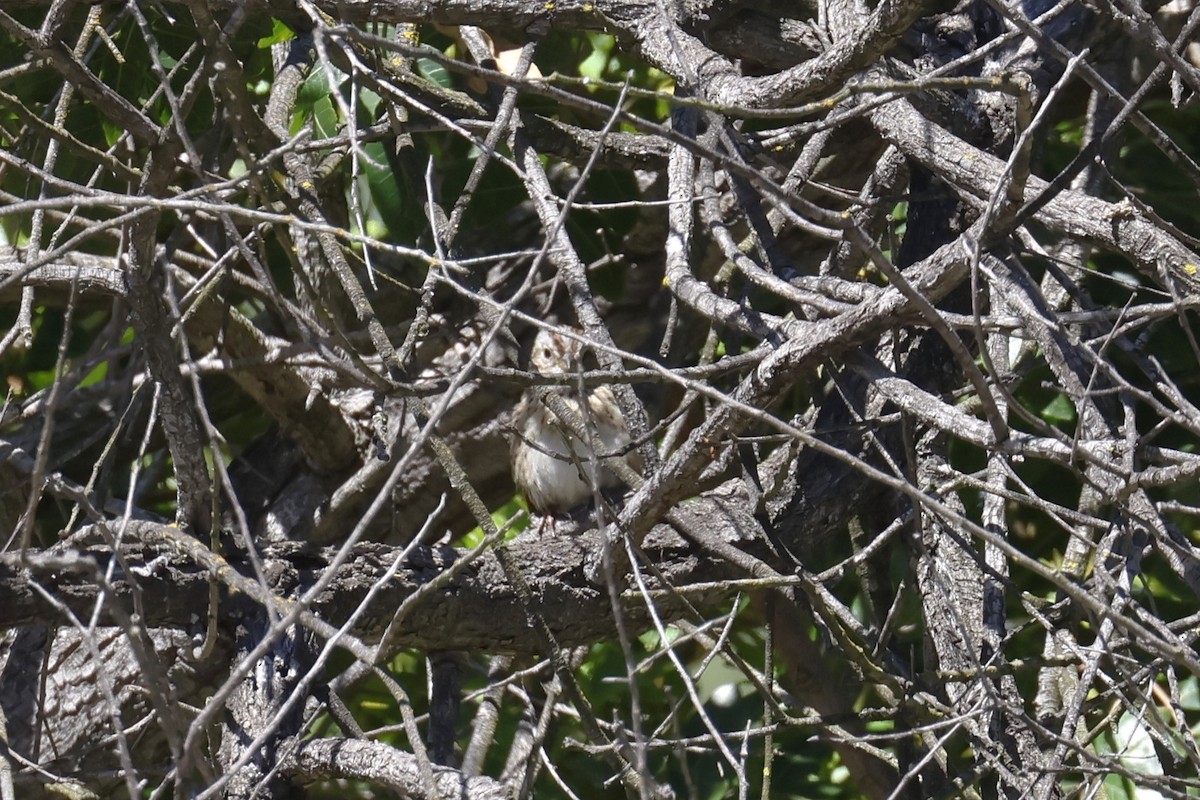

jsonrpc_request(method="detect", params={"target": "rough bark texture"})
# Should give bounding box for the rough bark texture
[1,0,1199,797]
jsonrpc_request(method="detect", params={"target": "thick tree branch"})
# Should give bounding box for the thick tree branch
[869,94,1200,290]
[286,738,512,800]
[0,498,753,652]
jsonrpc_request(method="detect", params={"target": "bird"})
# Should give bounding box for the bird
[510,327,639,519]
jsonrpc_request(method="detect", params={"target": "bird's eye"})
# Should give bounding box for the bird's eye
[540,348,551,360]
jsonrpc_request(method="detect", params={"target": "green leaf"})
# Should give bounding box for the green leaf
[78,361,107,388]
[311,95,339,139]
[579,33,615,81]
[1040,394,1076,425]
[258,19,295,48]
[415,56,451,89]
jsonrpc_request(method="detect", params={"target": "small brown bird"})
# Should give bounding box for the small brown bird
[510,327,637,517]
